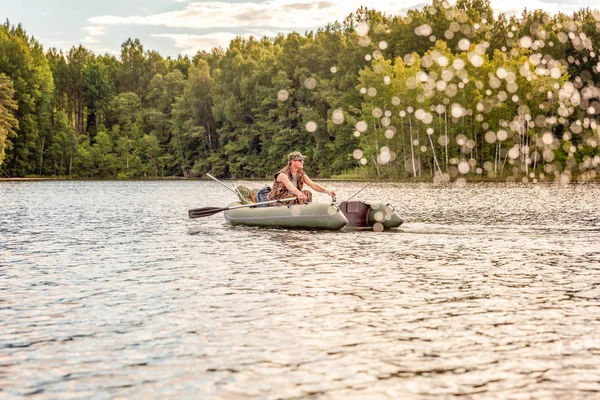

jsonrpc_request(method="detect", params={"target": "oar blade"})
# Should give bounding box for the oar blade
[188,206,226,219]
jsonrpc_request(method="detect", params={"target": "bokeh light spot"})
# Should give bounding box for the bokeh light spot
[277,90,289,101]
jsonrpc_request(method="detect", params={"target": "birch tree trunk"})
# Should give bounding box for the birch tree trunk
[408,116,417,177]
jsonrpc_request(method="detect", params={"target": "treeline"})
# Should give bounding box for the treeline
[0,0,599,181]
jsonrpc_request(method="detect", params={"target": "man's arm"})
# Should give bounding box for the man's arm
[304,175,336,199]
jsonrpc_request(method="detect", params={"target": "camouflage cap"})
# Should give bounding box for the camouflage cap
[288,151,307,162]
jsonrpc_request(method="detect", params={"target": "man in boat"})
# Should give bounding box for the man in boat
[267,151,336,204]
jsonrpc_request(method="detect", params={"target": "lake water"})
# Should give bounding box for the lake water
[1,180,599,399]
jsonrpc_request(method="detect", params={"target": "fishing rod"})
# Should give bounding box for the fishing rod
[206,173,239,196]
[341,180,416,218]
[344,181,373,202]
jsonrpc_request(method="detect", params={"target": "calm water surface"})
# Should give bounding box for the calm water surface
[1,180,599,399]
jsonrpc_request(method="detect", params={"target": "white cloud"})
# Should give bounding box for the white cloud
[34,36,117,55]
[79,26,105,46]
[489,0,593,16]
[246,28,289,38]
[38,38,79,51]
[153,27,295,55]
[81,36,100,44]
[82,26,106,36]
[88,0,419,30]
[83,44,121,56]
[152,32,255,55]
[80,0,599,57]
[87,0,598,32]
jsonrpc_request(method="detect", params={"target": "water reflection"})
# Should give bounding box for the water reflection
[1,180,599,398]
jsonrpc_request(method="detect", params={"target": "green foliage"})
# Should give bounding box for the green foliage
[0,73,19,167]
[0,21,54,176]
[1,2,599,181]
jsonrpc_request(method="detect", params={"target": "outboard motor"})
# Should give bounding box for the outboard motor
[338,201,372,228]
[339,201,404,230]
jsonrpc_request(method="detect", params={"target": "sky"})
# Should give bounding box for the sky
[1,0,598,59]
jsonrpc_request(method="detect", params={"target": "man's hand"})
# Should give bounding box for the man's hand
[297,192,308,202]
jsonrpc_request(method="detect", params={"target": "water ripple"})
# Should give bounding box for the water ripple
[1,180,599,398]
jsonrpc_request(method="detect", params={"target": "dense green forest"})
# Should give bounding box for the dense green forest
[1,0,599,182]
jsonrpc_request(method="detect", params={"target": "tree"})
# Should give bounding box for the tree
[0,73,19,167]
[66,45,93,134]
[0,21,53,177]
[170,60,217,176]
[107,92,142,175]
[83,58,115,135]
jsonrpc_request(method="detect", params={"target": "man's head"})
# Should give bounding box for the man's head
[287,151,307,163]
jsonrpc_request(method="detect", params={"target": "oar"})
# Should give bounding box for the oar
[188,197,297,219]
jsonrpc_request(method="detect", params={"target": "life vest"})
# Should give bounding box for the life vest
[268,165,304,200]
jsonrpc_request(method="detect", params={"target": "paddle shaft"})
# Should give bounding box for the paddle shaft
[188,197,298,219]
[228,197,297,210]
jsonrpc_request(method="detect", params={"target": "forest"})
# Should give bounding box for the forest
[0,0,599,182]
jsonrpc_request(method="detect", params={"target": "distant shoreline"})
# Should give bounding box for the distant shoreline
[2,177,598,183]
